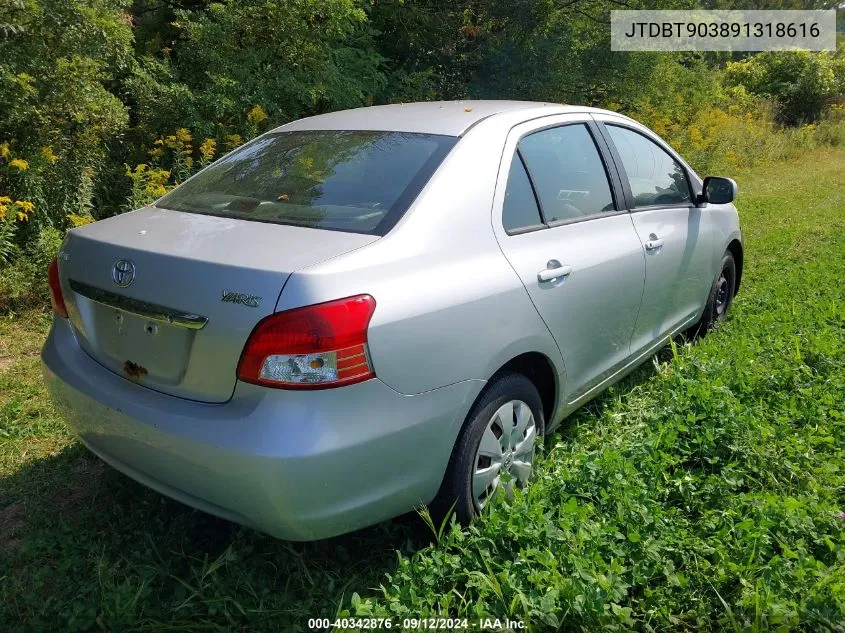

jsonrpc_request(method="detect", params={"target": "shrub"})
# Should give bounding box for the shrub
[725,49,845,126]
[0,0,132,235]
[0,226,62,314]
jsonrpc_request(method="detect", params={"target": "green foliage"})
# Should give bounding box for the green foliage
[369,0,696,105]
[0,226,61,313]
[726,49,845,125]
[127,0,385,144]
[0,0,132,232]
[0,0,844,271]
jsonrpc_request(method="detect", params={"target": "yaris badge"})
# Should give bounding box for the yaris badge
[112,259,136,288]
[221,291,262,307]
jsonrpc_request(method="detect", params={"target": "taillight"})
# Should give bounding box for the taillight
[48,257,68,318]
[237,294,377,390]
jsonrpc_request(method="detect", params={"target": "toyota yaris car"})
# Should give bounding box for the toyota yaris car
[42,101,742,540]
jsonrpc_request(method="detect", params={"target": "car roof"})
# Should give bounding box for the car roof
[271,100,620,137]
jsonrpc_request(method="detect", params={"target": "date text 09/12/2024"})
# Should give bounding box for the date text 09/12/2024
[308,617,526,630]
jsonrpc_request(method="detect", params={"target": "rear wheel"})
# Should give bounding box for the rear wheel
[686,251,736,339]
[432,373,543,525]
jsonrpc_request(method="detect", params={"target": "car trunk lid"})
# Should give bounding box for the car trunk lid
[59,207,379,403]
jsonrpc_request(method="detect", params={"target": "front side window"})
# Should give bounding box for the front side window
[518,124,616,223]
[155,130,457,235]
[605,125,691,208]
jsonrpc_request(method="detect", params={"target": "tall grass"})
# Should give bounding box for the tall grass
[632,101,845,176]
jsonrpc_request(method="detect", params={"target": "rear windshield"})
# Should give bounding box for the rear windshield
[154,130,457,235]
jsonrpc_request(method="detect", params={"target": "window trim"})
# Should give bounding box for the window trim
[502,150,546,236]
[505,222,548,236]
[595,122,697,213]
[503,121,625,235]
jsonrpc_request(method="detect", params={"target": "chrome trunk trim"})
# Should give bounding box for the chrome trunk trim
[68,279,209,330]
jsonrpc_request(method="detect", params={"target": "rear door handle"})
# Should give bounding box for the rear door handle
[537,263,573,282]
[645,238,664,251]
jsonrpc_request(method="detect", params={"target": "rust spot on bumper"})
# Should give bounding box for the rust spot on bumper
[123,360,148,380]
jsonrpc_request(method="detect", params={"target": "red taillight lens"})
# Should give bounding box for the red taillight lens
[237,294,376,389]
[48,257,68,318]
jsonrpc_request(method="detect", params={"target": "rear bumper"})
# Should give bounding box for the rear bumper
[41,317,483,540]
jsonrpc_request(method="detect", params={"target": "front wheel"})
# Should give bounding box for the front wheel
[686,251,736,339]
[431,373,543,525]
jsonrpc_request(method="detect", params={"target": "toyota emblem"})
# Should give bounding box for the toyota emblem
[112,259,136,288]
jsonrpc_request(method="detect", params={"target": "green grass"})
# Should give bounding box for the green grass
[1,147,844,632]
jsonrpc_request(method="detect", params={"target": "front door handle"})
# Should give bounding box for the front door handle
[645,238,664,251]
[537,263,573,282]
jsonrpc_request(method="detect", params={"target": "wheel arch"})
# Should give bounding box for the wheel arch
[726,238,743,294]
[485,351,559,432]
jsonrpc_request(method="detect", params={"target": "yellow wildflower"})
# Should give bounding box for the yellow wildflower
[144,168,171,198]
[0,143,10,159]
[68,213,95,227]
[14,200,34,214]
[199,138,216,162]
[41,146,59,164]
[9,158,29,171]
[175,128,192,144]
[225,134,243,150]
[246,105,268,126]
[688,126,704,146]
[13,200,33,222]
[163,134,179,151]
[0,196,11,204]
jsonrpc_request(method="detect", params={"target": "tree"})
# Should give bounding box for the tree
[168,0,385,136]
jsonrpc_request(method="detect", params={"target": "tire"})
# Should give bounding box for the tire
[431,372,544,525]
[685,251,736,339]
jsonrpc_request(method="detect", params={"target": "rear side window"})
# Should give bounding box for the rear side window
[155,130,457,235]
[518,124,616,223]
[605,125,691,207]
[502,155,543,233]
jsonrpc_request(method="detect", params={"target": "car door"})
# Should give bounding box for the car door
[492,116,646,402]
[595,118,715,355]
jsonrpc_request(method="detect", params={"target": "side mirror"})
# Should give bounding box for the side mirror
[699,176,737,205]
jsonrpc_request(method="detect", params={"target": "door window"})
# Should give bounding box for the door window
[518,124,616,223]
[605,125,691,208]
[502,155,543,233]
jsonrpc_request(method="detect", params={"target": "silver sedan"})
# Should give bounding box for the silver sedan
[42,101,743,540]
